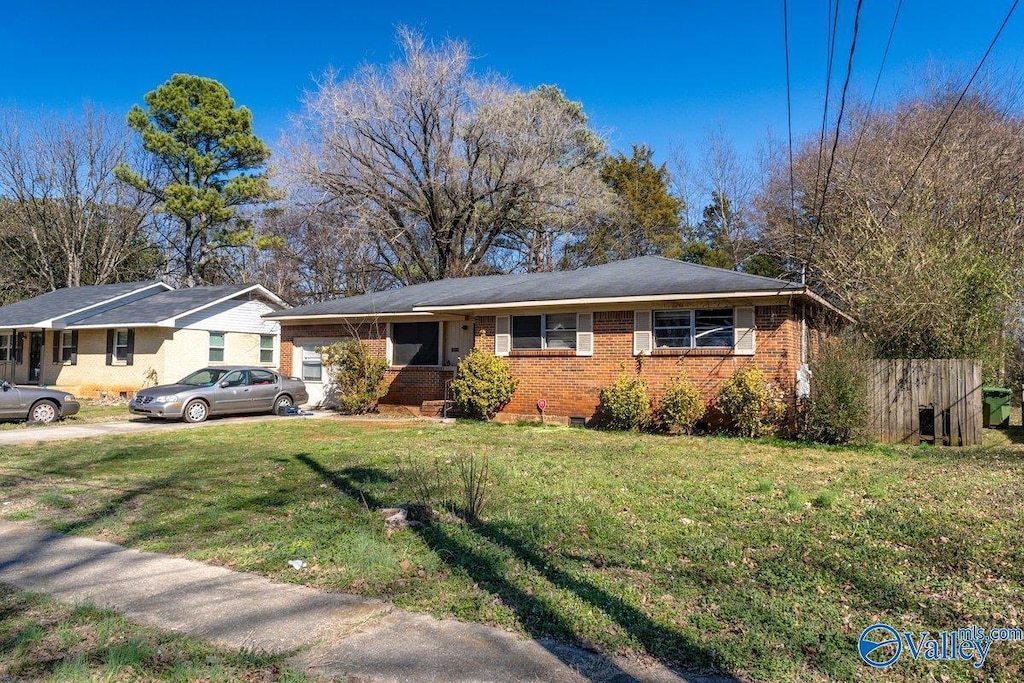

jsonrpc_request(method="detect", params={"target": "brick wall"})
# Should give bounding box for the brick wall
[475,306,801,422]
[280,303,808,421]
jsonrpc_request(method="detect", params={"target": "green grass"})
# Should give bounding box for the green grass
[1,418,1023,682]
[0,584,311,681]
[0,402,128,431]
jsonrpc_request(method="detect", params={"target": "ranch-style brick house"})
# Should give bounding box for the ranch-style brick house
[266,256,848,422]
[0,281,285,398]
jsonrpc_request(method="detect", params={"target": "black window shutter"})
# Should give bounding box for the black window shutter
[105,330,114,365]
[70,330,78,365]
[13,331,21,363]
[52,331,59,363]
[126,329,135,366]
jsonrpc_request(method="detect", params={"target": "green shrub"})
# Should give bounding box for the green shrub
[801,336,870,444]
[716,366,785,437]
[450,347,518,420]
[598,370,652,431]
[318,340,389,414]
[656,374,705,434]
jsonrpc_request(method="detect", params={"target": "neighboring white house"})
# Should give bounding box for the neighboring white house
[0,281,287,398]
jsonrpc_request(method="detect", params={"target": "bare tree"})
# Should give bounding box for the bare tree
[695,125,758,268]
[284,29,613,284]
[0,107,160,299]
[760,82,1024,375]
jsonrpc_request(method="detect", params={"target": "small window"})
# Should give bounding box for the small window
[391,322,440,366]
[301,346,322,382]
[653,309,735,349]
[250,369,277,385]
[0,334,10,362]
[209,332,225,362]
[114,329,130,361]
[60,331,75,362]
[512,314,577,350]
[259,335,275,364]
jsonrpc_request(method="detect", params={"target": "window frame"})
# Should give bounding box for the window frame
[653,308,735,349]
[388,321,441,367]
[259,334,275,364]
[511,313,578,351]
[0,334,10,362]
[301,345,323,382]
[113,328,130,363]
[209,331,226,363]
[60,331,75,363]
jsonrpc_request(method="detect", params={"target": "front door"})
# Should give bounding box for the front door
[29,332,43,384]
[443,321,474,369]
[0,383,23,417]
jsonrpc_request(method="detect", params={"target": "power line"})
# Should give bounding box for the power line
[783,0,798,274]
[844,0,903,186]
[814,0,864,232]
[811,0,842,208]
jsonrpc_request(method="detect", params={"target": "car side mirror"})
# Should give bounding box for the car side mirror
[0,380,9,391]
[219,381,230,388]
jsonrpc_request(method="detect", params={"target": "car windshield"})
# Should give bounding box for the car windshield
[178,369,229,387]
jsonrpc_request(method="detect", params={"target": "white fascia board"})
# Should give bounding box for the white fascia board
[412,289,803,313]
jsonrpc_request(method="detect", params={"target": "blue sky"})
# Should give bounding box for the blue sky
[2,1,1022,168]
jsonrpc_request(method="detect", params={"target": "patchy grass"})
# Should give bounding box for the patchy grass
[0,402,128,431]
[0,583,310,681]
[0,419,1023,682]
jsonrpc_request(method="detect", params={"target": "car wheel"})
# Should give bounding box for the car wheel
[182,399,209,423]
[273,394,293,414]
[29,400,59,424]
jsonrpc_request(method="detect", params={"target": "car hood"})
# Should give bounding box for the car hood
[135,384,199,398]
[7,386,73,400]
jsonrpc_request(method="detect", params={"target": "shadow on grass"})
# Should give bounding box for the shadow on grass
[293,452,730,683]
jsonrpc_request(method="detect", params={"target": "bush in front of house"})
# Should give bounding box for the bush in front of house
[450,347,518,420]
[318,340,389,414]
[716,366,785,437]
[801,336,871,444]
[656,374,706,434]
[598,370,652,431]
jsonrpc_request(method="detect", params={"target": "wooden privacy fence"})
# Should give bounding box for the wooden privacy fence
[866,359,983,446]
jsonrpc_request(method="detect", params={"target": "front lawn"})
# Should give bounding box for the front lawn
[0,584,311,681]
[0,419,1022,682]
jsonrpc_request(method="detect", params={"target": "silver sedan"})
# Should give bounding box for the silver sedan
[0,381,81,423]
[128,366,309,423]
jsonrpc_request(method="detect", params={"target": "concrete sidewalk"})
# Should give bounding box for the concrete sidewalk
[0,412,332,446]
[0,522,727,683]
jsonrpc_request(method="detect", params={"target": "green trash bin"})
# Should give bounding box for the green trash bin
[982,387,1012,428]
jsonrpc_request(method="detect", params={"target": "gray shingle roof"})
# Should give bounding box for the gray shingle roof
[69,284,264,326]
[0,281,166,328]
[266,256,801,318]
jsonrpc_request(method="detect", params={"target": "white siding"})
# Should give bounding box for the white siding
[176,299,280,334]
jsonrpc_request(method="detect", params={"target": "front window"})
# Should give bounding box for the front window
[114,329,130,361]
[512,314,577,350]
[391,322,440,366]
[209,332,225,362]
[60,331,74,362]
[221,370,248,387]
[0,334,10,362]
[179,368,228,386]
[259,335,274,363]
[654,309,734,349]
[301,347,322,382]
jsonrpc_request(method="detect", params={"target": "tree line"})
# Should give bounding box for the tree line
[1,30,1022,383]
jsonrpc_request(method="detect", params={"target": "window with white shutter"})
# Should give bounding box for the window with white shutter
[576,312,593,356]
[633,310,652,355]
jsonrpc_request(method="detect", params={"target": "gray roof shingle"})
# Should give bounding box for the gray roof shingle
[266,256,801,318]
[0,281,166,328]
[69,285,264,326]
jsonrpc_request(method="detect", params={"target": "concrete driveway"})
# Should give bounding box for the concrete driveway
[0,412,332,446]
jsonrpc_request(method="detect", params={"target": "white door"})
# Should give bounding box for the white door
[443,321,474,369]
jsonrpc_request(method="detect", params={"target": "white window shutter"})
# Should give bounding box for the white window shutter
[495,315,511,357]
[734,307,756,355]
[633,310,652,355]
[576,312,593,356]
